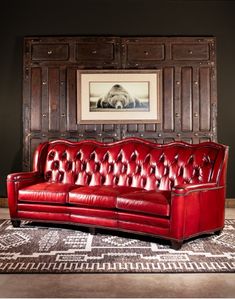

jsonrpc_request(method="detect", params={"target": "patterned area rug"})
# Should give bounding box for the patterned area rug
[0,219,234,273]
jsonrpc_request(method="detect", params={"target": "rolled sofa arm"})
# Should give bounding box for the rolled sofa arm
[172,182,221,195]
[7,171,43,182]
[7,171,44,218]
[170,182,226,240]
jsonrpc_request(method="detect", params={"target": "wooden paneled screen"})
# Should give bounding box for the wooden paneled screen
[23,36,217,170]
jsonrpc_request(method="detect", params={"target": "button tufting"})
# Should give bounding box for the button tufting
[104,152,109,161]
[159,154,165,163]
[95,162,101,172]
[144,154,151,164]
[128,176,133,186]
[117,152,123,162]
[136,165,142,174]
[76,152,82,160]
[86,173,92,185]
[66,161,72,171]
[131,152,137,161]
[114,176,119,185]
[141,177,147,188]
[45,171,52,180]
[101,175,106,185]
[48,151,55,160]
[187,155,194,164]
[108,163,114,173]
[61,151,67,160]
[59,171,64,182]
[150,165,156,174]
[90,152,96,160]
[122,163,127,173]
[52,161,59,170]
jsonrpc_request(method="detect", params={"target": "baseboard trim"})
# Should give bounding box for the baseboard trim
[1,197,235,208]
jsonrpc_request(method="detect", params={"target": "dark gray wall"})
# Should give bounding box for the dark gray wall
[0,0,234,197]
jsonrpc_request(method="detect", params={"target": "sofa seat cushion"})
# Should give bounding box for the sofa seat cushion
[116,190,171,217]
[18,182,75,204]
[68,186,142,209]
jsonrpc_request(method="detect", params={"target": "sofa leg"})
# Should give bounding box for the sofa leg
[89,227,96,235]
[215,229,222,236]
[11,220,21,228]
[171,240,183,250]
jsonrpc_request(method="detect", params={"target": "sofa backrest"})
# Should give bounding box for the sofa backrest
[34,138,228,191]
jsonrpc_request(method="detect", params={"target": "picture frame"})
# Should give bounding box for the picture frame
[77,69,162,124]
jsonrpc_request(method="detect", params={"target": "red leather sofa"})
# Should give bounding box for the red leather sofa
[7,138,228,249]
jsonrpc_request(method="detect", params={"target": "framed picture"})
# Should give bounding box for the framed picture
[77,69,162,124]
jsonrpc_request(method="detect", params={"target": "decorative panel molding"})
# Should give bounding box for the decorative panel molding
[23,36,217,170]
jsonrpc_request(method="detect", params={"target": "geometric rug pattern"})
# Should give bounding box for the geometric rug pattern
[0,219,234,273]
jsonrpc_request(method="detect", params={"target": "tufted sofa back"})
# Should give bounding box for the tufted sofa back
[34,138,228,191]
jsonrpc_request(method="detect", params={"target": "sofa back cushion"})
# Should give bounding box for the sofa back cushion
[38,138,227,191]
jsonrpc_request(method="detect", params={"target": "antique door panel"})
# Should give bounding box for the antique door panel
[23,36,217,170]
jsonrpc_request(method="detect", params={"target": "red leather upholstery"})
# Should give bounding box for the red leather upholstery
[69,185,142,208]
[7,137,229,249]
[117,190,171,217]
[19,182,76,204]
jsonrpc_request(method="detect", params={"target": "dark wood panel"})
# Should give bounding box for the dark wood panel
[32,44,69,61]
[67,68,77,131]
[59,68,66,135]
[23,36,217,170]
[172,44,209,60]
[31,68,41,131]
[199,67,211,131]
[127,44,165,61]
[163,67,174,131]
[181,67,193,131]
[192,68,200,132]
[145,124,157,132]
[48,68,60,131]
[174,66,182,136]
[41,68,49,133]
[77,43,114,61]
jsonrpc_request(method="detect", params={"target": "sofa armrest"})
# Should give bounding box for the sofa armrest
[170,183,226,241]
[7,171,43,183]
[172,182,221,195]
[7,171,44,218]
